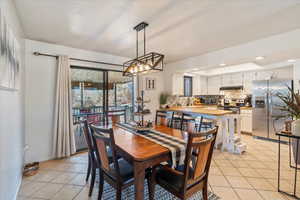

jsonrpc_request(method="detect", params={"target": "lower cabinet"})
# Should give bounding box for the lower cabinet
[240,109,252,133]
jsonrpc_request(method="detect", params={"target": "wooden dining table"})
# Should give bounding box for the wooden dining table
[112,124,189,200]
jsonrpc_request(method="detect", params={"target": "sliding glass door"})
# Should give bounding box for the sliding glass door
[71,67,133,151]
[107,71,134,123]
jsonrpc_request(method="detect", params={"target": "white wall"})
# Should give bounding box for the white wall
[294,62,300,93]
[0,0,25,200]
[138,72,165,121]
[24,39,129,163]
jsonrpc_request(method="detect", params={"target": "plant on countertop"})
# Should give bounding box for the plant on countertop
[277,86,300,164]
[159,93,170,105]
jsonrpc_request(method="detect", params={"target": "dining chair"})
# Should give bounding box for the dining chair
[91,125,151,200]
[148,126,218,200]
[81,120,98,196]
[197,116,213,132]
[180,113,196,131]
[82,120,118,197]
[170,111,184,129]
[155,110,168,125]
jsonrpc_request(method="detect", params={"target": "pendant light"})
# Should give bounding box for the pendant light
[123,22,164,76]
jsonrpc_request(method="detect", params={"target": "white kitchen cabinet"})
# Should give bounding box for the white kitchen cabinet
[255,71,273,80]
[221,73,243,87]
[172,74,184,95]
[192,75,201,95]
[240,109,252,133]
[243,71,255,94]
[200,76,207,95]
[221,74,231,86]
[207,75,221,94]
[231,73,243,86]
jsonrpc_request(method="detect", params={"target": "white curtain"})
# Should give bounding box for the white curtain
[52,55,76,158]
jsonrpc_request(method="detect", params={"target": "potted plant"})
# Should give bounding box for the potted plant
[159,93,169,109]
[277,86,300,164]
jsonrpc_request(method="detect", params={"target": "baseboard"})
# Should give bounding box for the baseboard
[241,131,252,136]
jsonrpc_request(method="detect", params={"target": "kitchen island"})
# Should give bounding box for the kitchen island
[158,106,245,154]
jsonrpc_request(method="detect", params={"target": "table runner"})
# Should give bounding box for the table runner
[116,123,186,168]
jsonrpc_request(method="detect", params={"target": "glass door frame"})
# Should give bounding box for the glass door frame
[71,65,134,125]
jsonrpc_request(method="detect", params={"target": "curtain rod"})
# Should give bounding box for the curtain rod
[33,52,123,67]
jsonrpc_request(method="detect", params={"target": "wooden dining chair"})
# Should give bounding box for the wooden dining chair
[170,111,184,129]
[180,113,196,131]
[81,120,98,196]
[91,125,151,200]
[148,126,218,200]
[82,121,118,197]
[156,110,174,127]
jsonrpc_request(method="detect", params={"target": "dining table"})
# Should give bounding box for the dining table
[112,124,189,200]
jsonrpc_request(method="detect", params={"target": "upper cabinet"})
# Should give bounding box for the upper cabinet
[170,66,292,96]
[193,75,201,95]
[207,75,221,95]
[200,76,208,95]
[243,71,255,94]
[221,73,243,87]
[255,71,273,80]
[172,74,184,95]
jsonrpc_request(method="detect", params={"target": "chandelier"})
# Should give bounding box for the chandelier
[123,22,164,76]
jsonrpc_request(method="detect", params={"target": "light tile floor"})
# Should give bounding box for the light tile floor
[18,135,300,200]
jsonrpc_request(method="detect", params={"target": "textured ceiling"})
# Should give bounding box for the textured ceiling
[14,0,300,63]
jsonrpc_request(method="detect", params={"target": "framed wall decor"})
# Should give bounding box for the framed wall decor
[0,8,20,91]
[145,77,156,90]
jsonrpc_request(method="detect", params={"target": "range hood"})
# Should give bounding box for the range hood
[220,86,243,91]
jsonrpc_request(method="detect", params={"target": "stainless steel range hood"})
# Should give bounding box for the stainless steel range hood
[220,86,243,90]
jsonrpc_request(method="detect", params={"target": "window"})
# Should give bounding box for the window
[184,76,193,97]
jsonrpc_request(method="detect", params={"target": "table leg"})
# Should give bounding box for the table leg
[228,115,235,153]
[278,136,281,192]
[221,117,228,152]
[236,115,241,137]
[293,139,299,196]
[134,161,145,200]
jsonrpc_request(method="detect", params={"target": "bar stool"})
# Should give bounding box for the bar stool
[180,113,196,131]
[195,116,214,132]
[155,110,168,125]
[170,112,183,129]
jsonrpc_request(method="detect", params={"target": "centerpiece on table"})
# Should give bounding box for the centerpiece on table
[132,90,153,132]
[276,86,300,164]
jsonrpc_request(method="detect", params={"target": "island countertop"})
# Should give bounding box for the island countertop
[159,106,233,116]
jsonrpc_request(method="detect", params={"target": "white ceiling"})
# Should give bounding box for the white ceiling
[14,0,300,63]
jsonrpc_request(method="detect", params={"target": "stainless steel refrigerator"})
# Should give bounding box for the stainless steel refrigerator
[252,79,293,140]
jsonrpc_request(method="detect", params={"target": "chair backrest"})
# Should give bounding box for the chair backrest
[196,116,204,132]
[170,111,183,128]
[155,110,167,125]
[90,125,121,178]
[81,120,94,153]
[182,126,218,188]
[160,117,169,127]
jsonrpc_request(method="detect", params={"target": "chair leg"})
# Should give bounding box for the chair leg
[148,166,158,200]
[86,156,91,182]
[98,170,104,200]
[89,166,96,196]
[202,182,208,200]
[148,179,155,200]
[116,185,122,200]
